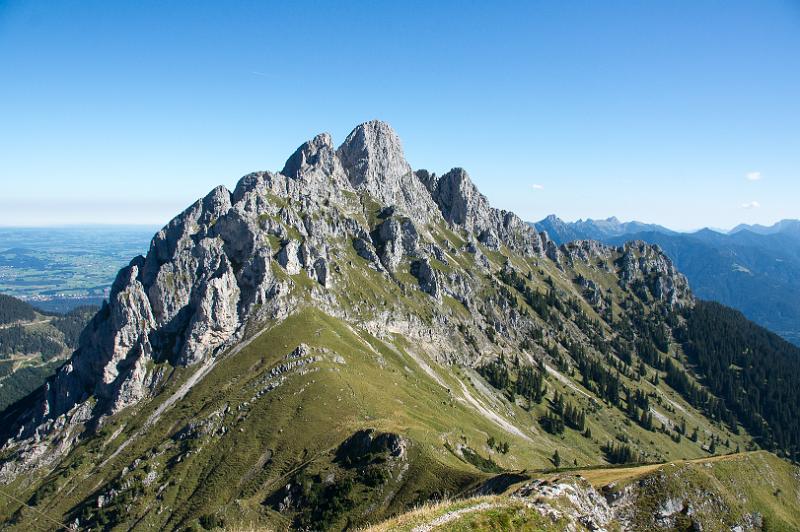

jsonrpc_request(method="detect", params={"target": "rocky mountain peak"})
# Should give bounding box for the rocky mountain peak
[421,167,483,229]
[281,132,336,179]
[334,120,439,221]
[336,120,411,187]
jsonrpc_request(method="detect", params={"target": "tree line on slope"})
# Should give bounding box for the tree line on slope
[679,301,800,461]
[0,306,96,359]
[0,294,36,324]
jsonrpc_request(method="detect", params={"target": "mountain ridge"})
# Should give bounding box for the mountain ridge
[730,219,800,236]
[531,214,800,346]
[535,214,800,242]
[1,121,798,531]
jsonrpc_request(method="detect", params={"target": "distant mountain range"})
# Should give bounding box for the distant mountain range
[532,216,800,346]
[730,219,800,236]
[535,215,677,242]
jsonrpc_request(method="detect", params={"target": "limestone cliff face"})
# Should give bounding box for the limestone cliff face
[0,120,692,479]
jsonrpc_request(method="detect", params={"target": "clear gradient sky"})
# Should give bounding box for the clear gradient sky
[1,1,798,230]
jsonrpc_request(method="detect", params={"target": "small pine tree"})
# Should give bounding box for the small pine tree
[552,449,561,468]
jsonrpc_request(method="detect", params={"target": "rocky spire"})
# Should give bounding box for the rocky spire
[335,120,439,221]
[420,167,488,231]
[336,120,411,187]
[281,133,338,180]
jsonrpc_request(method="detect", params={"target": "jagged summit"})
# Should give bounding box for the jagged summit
[336,120,411,187]
[280,132,336,180]
[280,120,409,187]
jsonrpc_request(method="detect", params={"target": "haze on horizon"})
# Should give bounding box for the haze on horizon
[1,1,798,231]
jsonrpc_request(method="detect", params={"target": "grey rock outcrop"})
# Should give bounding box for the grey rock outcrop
[353,237,381,268]
[411,258,441,301]
[277,240,303,275]
[421,168,547,257]
[337,121,439,222]
[617,241,692,306]
[373,216,420,273]
[337,121,411,189]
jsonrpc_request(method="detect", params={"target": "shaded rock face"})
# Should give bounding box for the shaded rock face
[282,133,337,180]
[36,186,264,423]
[353,237,381,267]
[334,429,407,464]
[0,120,693,479]
[337,121,411,189]
[411,259,441,301]
[337,120,440,222]
[420,168,482,229]
[373,216,420,273]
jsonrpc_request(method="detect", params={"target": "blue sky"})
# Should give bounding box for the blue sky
[1,1,798,230]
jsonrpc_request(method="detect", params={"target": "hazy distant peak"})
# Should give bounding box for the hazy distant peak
[729,219,800,236]
[530,215,675,245]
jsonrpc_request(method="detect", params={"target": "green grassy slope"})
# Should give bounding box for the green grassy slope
[0,300,767,531]
[367,451,800,532]
[599,451,800,530]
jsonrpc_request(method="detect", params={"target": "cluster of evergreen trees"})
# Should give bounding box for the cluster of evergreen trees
[539,410,565,434]
[0,294,36,325]
[0,305,96,359]
[602,441,641,464]
[486,436,510,454]
[572,348,622,407]
[488,266,800,464]
[0,362,59,411]
[52,306,96,347]
[0,326,62,359]
[478,359,510,391]
[497,267,564,321]
[662,358,736,428]
[625,388,655,431]
[539,390,586,434]
[680,301,800,460]
[478,357,548,409]
[515,365,546,404]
